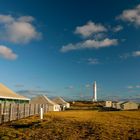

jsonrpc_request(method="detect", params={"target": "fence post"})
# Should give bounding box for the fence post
[17,104,19,120]
[34,104,36,115]
[2,102,6,123]
[0,104,2,124]
[0,104,1,115]
[23,104,26,118]
[46,104,48,112]
[9,104,12,121]
[37,104,40,114]
[29,104,31,116]
[44,104,46,113]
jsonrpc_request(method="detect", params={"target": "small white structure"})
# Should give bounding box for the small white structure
[93,81,97,102]
[52,97,70,109]
[30,95,60,111]
[40,107,43,120]
[120,101,139,110]
[114,101,124,109]
[112,102,117,108]
[105,101,112,107]
[112,101,139,110]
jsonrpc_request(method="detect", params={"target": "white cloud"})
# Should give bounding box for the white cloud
[18,89,52,98]
[136,85,140,88]
[113,25,123,32]
[87,58,100,65]
[65,85,74,90]
[127,86,133,89]
[15,84,24,88]
[0,14,41,43]
[119,53,130,59]
[0,15,14,23]
[118,4,140,26]
[127,84,140,89]
[74,21,107,37]
[85,84,91,88]
[132,51,140,57]
[60,38,118,52]
[93,33,107,40]
[6,21,40,43]
[0,45,17,60]
[120,51,140,59]
[18,16,34,22]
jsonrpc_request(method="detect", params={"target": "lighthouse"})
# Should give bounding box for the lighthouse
[93,81,97,102]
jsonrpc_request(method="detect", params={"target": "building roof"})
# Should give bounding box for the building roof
[121,101,138,105]
[52,97,68,105]
[0,83,30,100]
[30,95,58,105]
[116,101,125,105]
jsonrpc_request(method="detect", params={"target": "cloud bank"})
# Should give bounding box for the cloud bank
[132,51,140,57]
[87,58,100,65]
[74,21,107,38]
[0,45,17,60]
[112,25,123,32]
[118,4,140,26]
[60,21,118,53]
[120,51,140,59]
[0,14,41,43]
[61,38,118,52]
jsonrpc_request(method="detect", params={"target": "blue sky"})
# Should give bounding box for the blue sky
[0,0,140,100]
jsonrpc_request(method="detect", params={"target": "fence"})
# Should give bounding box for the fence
[0,103,48,124]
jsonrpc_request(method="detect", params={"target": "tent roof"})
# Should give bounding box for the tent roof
[52,97,68,104]
[121,101,138,105]
[30,95,58,105]
[0,83,30,100]
[116,101,124,105]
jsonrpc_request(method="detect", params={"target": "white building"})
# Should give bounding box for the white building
[120,101,139,110]
[112,101,139,110]
[52,97,70,109]
[105,101,112,107]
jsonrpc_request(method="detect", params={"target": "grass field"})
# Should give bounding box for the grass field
[0,110,140,140]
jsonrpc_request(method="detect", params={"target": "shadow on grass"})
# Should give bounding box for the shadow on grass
[10,120,41,128]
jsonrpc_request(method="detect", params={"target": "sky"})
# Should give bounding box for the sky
[0,0,140,101]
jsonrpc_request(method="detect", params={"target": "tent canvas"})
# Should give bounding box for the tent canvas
[52,97,70,108]
[30,95,60,111]
[0,83,30,102]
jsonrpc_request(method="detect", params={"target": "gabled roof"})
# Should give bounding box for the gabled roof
[52,97,68,104]
[116,101,125,105]
[0,83,30,100]
[30,95,58,105]
[121,101,138,105]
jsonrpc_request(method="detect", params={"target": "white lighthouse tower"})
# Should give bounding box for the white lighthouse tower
[93,81,97,102]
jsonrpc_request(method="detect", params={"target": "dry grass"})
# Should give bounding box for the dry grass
[0,110,140,140]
